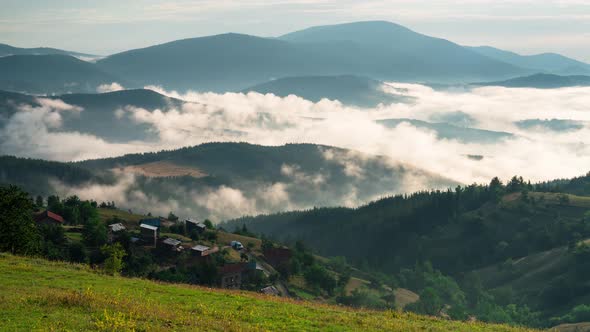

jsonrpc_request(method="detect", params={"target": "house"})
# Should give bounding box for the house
[260,286,280,296]
[107,223,126,243]
[263,247,292,268]
[140,223,159,247]
[219,263,248,289]
[186,218,206,234]
[34,210,65,226]
[161,237,182,252]
[191,245,219,257]
[139,218,161,228]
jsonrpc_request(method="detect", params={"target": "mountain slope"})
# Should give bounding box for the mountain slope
[476,73,590,89]
[0,143,456,220]
[467,46,590,75]
[0,55,119,94]
[279,21,527,81]
[243,75,411,107]
[97,33,314,92]
[98,21,527,92]
[0,254,531,331]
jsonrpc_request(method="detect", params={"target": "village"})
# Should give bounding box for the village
[30,197,417,310]
[36,207,289,296]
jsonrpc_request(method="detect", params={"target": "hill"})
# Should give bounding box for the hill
[0,88,182,141]
[0,42,97,59]
[377,118,514,143]
[223,174,590,325]
[475,73,590,89]
[243,75,411,107]
[0,55,119,94]
[0,143,456,220]
[467,46,590,76]
[0,254,532,331]
[97,21,527,92]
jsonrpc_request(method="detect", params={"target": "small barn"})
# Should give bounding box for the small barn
[263,247,292,268]
[186,218,206,235]
[140,223,159,247]
[107,223,126,243]
[191,245,219,257]
[34,210,65,226]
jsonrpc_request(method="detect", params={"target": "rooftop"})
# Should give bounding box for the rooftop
[162,238,182,246]
[140,223,158,231]
[35,210,65,223]
[192,245,210,252]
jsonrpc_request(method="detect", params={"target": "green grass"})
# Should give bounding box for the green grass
[65,232,83,242]
[98,208,147,228]
[0,254,538,332]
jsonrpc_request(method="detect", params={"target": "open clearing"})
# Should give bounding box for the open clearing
[115,161,207,178]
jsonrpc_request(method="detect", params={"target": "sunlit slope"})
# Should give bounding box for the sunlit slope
[0,254,536,331]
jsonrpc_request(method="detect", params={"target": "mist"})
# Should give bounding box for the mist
[2,82,589,219]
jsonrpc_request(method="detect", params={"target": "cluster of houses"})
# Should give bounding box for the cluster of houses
[33,209,292,294]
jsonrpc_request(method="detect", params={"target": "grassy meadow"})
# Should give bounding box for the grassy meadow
[0,253,540,331]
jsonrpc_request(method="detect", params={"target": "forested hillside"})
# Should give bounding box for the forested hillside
[227,174,590,326]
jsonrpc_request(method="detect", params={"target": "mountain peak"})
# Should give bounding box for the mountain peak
[279,20,417,43]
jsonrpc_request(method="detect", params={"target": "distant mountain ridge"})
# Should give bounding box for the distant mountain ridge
[467,46,590,75]
[0,43,97,59]
[243,75,412,107]
[96,21,529,92]
[475,73,590,89]
[3,21,589,94]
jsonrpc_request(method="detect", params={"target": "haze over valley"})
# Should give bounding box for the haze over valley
[2,6,590,330]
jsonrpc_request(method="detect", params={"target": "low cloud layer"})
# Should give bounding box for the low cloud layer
[2,82,590,219]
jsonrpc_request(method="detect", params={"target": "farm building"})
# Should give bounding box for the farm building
[34,210,65,226]
[186,218,206,234]
[219,263,249,289]
[139,218,161,228]
[263,247,292,268]
[191,245,219,257]
[107,223,126,243]
[140,223,159,247]
[161,238,182,252]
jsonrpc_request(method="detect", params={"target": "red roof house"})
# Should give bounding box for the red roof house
[34,210,65,226]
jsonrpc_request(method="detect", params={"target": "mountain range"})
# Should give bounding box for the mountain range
[3,21,589,95]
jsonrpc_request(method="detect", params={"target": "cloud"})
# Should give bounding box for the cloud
[96,82,125,93]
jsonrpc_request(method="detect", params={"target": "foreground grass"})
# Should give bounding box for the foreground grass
[0,254,538,331]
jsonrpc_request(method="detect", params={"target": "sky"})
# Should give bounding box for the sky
[1,0,589,62]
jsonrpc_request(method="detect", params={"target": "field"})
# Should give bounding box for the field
[114,161,207,178]
[0,254,538,332]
